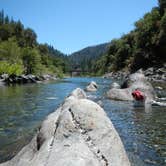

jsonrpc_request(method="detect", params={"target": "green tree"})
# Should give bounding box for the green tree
[0,10,4,25]
[21,48,43,75]
[159,0,166,15]
[0,61,23,75]
[0,38,24,75]
[0,38,22,63]
[23,28,37,47]
[0,10,68,77]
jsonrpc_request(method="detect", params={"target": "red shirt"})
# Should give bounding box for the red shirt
[132,90,145,101]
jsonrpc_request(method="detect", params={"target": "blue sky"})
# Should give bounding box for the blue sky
[1,0,158,54]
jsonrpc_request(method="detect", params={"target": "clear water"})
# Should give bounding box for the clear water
[0,77,165,165]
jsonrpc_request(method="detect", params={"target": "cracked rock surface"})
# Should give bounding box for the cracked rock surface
[0,88,130,166]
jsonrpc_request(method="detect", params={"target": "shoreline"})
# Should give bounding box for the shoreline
[0,74,58,86]
[103,66,166,83]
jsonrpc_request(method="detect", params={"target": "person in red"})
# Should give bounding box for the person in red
[132,89,145,101]
[132,89,166,108]
[132,89,145,107]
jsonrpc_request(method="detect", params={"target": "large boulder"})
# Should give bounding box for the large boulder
[107,88,133,101]
[107,71,156,102]
[85,81,98,92]
[0,88,130,166]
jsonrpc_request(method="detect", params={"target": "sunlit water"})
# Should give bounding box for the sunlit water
[0,77,165,165]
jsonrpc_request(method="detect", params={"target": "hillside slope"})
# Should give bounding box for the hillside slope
[69,43,110,71]
[92,0,166,75]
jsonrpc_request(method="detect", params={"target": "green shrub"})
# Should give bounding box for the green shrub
[0,61,24,75]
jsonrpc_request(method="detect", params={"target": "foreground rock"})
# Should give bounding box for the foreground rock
[85,81,98,92]
[107,70,156,102]
[0,88,130,166]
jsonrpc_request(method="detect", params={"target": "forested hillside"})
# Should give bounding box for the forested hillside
[91,0,166,75]
[0,10,68,77]
[2,0,165,78]
[69,43,109,72]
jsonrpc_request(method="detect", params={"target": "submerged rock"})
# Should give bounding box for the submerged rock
[85,81,98,92]
[0,88,130,166]
[110,82,120,89]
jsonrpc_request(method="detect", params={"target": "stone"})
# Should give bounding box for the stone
[110,82,120,89]
[69,88,87,99]
[107,71,156,102]
[85,81,98,92]
[155,86,163,90]
[107,88,133,101]
[143,67,166,82]
[144,67,154,76]
[1,74,9,80]
[0,88,130,166]
[27,75,37,83]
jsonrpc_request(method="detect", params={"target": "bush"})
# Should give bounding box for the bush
[0,61,24,75]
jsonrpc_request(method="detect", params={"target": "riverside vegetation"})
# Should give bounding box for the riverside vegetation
[93,0,166,74]
[1,1,166,81]
[69,0,166,76]
[0,10,69,80]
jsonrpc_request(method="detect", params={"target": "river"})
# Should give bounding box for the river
[0,77,165,166]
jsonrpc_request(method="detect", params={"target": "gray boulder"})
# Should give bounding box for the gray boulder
[85,81,98,92]
[107,71,156,102]
[0,88,130,166]
[107,88,133,101]
[41,74,57,81]
[0,74,9,80]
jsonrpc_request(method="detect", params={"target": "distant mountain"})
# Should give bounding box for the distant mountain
[68,43,110,71]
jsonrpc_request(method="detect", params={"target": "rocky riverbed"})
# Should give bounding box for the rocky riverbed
[103,66,166,83]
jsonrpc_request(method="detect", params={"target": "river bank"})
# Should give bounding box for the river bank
[103,66,166,83]
[0,74,58,86]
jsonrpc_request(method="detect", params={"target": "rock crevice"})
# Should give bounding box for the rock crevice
[68,108,108,166]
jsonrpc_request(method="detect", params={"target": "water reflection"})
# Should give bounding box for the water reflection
[144,103,152,113]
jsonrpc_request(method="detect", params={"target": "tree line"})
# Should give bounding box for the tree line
[92,0,166,75]
[0,10,68,77]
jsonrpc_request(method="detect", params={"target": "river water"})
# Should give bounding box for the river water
[0,77,165,165]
